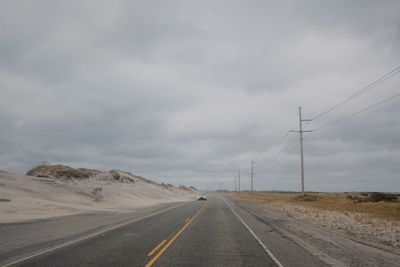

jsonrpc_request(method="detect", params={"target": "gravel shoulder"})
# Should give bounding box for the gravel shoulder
[231,195,400,267]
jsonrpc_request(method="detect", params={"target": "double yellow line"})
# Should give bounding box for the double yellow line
[146,204,207,267]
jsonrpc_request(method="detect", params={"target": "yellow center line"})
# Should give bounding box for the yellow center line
[146,203,207,267]
[147,239,167,257]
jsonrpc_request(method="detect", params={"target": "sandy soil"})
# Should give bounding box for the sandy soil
[0,170,197,223]
[235,192,400,249]
[276,203,400,248]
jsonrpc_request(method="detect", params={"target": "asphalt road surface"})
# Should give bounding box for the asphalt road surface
[0,193,358,267]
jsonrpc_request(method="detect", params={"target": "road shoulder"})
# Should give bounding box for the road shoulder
[229,194,400,267]
[224,195,328,267]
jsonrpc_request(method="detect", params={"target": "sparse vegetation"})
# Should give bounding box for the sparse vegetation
[91,187,103,201]
[235,192,400,221]
[347,192,398,203]
[178,185,190,191]
[293,194,319,202]
[160,183,172,189]
[110,170,121,180]
[0,198,11,202]
[27,164,92,179]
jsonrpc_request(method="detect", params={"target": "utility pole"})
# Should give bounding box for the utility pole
[291,107,312,195]
[251,160,254,192]
[238,170,241,192]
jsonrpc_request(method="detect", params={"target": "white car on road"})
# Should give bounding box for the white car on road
[197,194,207,201]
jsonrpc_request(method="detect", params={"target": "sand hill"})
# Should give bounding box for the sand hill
[0,164,198,223]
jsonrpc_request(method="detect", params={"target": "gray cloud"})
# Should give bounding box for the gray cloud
[1,0,399,191]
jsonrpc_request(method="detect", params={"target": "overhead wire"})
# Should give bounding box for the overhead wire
[252,129,293,174]
[256,132,316,188]
[311,65,400,121]
[261,129,294,163]
[256,86,400,177]
[252,41,400,182]
[255,134,298,175]
[312,90,400,132]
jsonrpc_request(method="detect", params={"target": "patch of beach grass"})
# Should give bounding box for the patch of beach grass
[27,163,91,179]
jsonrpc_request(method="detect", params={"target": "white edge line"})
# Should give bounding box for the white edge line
[1,201,190,267]
[222,196,284,267]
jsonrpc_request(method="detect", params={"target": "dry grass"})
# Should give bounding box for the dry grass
[26,164,91,179]
[234,192,400,222]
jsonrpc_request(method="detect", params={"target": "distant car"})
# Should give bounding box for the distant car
[197,195,207,201]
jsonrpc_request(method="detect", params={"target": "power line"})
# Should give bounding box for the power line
[255,135,301,179]
[251,129,295,175]
[253,67,400,189]
[255,134,298,175]
[311,65,400,121]
[262,129,293,162]
[255,64,400,190]
[256,131,314,190]
[313,90,400,132]
[266,139,298,171]
[257,135,297,173]
[271,131,313,171]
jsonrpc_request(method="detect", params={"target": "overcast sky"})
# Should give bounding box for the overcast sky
[1,1,399,191]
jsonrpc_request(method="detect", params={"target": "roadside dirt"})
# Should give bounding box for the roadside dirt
[232,196,400,267]
[278,203,400,248]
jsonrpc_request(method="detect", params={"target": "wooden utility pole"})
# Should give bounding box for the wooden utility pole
[251,160,254,192]
[299,107,305,194]
[238,170,241,192]
[234,176,237,192]
[291,107,312,195]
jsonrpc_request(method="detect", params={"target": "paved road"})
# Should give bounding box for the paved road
[0,202,184,264]
[1,194,326,267]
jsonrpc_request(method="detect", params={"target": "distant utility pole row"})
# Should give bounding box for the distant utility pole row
[234,169,241,192]
[232,107,310,194]
[235,107,312,194]
[234,107,311,195]
[233,161,256,193]
[241,66,400,194]
[231,108,311,195]
[238,170,240,192]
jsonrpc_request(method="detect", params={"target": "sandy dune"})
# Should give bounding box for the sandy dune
[0,169,197,223]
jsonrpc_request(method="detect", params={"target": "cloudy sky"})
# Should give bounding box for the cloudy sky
[1,1,399,191]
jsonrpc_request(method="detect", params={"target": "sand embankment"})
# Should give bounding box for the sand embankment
[0,167,197,223]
